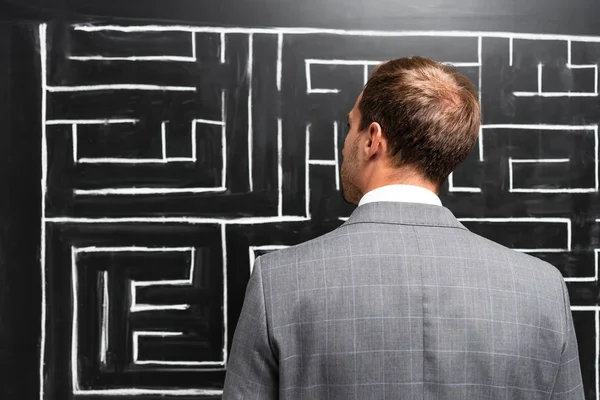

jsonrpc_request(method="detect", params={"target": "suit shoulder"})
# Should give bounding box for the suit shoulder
[466,229,564,281]
[256,225,349,271]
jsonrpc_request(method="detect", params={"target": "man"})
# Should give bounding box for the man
[223,56,584,399]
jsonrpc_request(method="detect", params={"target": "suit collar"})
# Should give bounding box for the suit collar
[342,201,467,230]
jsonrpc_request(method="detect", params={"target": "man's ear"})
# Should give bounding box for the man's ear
[364,122,384,159]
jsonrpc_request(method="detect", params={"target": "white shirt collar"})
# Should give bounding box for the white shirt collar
[358,184,442,207]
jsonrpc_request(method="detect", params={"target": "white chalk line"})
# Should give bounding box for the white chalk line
[305,124,311,218]
[308,88,340,94]
[135,360,224,366]
[597,310,599,400]
[73,186,227,195]
[73,388,223,396]
[71,25,600,43]
[333,121,340,191]
[136,361,223,367]
[509,37,513,67]
[220,91,227,188]
[510,158,571,163]
[305,61,312,93]
[476,122,485,166]
[450,188,483,193]
[68,55,196,62]
[72,125,78,166]
[191,32,197,63]
[308,59,476,67]
[194,118,224,126]
[46,118,138,125]
[276,33,283,91]
[477,36,483,162]
[308,160,337,166]
[277,118,283,216]
[566,64,597,69]
[47,84,196,92]
[46,216,310,224]
[70,247,80,391]
[511,188,597,193]
[457,217,571,223]
[306,59,381,65]
[570,306,600,313]
[99,270,109,365]
[161,121,168,160]
[538,63,543,95]
[191,32,197,62]
[248,34,254,191]
[514,92,598,97]
[220,32,225,64]
[450,187,482,193]
[482,124,598,130]
[76,245,193,253]
[39,23,48,400]
[130,304,190,312]
[221,224,228,364]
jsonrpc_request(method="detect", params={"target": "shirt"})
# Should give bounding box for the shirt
[358,184,442,207]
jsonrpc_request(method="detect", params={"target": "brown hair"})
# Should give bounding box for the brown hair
[358,56,480,186]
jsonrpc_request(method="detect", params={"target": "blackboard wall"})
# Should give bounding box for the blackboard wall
[2,0,600,399]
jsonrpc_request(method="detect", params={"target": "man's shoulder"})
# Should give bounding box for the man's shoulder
[466,228,565,283]
[256,225,350,271]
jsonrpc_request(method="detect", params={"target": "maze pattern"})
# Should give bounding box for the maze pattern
[40,24,600,399]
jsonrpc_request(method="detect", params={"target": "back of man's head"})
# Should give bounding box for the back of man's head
[359,56,481,187]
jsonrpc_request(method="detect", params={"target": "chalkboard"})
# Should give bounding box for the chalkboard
[1,0,600,399]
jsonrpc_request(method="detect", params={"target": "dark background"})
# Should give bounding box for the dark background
[2,0,600,34]
[2,0,600,399]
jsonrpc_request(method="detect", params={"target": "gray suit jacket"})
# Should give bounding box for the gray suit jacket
[223,202,584,399]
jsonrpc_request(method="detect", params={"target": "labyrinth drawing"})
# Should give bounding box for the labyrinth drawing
[39,23,600,399]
